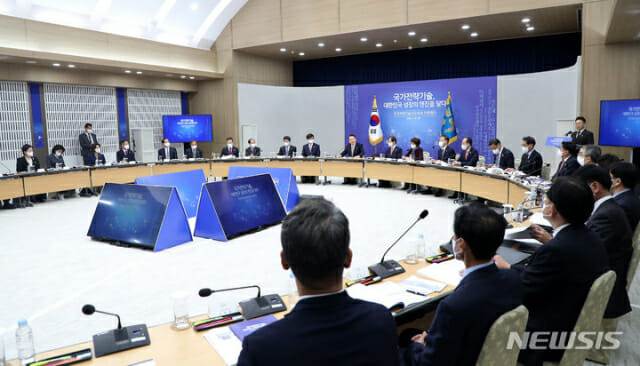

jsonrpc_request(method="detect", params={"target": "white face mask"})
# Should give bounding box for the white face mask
[284,142,289,146]
[192,145,197,149]
[577,156,585,166]
[521,146,529,154]
[123,144,129,150]
[307,140,314,144]
[250,144,256,148]
[388,142,394,148]
[227,143,233,149]
[452,238,463,261]
[55,152,62,157]
[26,151,33,157]
[164,142,170,147]
[461,144,468,151]
[95,148,101,153]
[557,149,564,157]
[86,129,93,134]
[492,148,500,155]
[542,201,552,219]
[438,141,446,148]
[410,144,417,149]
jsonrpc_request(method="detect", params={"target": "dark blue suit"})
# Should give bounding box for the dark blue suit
[385,146,403,159]
[158,147,178,160]
[437,146,455,162]
[278,145,297,157]
[614,190,640,231]
[401,264,523,366]
[492,147,515,169]
[221,146,239,157]
[238,291,399,366]
[116,149,135,162]
[551,156,580,181]
[519,150,543,176]
[512,224,608,365]
[85,153,106,166]
[302,143,321,157]
[186,147,203,159]
[457,147,478,166]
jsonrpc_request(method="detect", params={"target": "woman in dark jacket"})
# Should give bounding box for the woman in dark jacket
[16,144,45,205]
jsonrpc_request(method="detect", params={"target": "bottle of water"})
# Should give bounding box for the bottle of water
[15,319,35,365]
[288,273,299,308]
[517,204,524,223]
[417,234,426,261]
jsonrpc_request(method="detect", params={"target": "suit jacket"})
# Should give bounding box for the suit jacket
[116,149,136,162]
[79,132,98,157]
[46,154,65,169]
[245,147,261,157]
[511,224,608,365]
[457,147,479,166]
[401,264,523,366]
[438,146,456,162]
[519,150,543,176]
[185,147,203,159]
[158,147,178,160]
[16,156,41,172]
[614,190,640,232]
[385,146,403,159]
[571,129,595,146]
[551,155,580,181]
[404,147,424,161]
[492,147,515,169]
[302,143,321,157]
[85,153,106,166]
[587,198,633,318]
[237,291,398,366]
[221,146,239,157]
[278,145,297,157]
[340,143,364,158]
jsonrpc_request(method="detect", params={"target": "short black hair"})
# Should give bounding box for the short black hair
[561,141,578,156]
[84,123,93,129]
[306,133,315,139]
[597,154,622,170]
[22,144,32,153]
[91,143,101,152]
[226,137,233,142]
[410,137,421,146]
[453,203,506,260]
[161,138,169,143]
[583,145,601,162]
[283,136,291,142]
[248,138,255,144]
[388,136,396,143]
[547,176,594,224]
[281,198,350,290]
[120,139,129,146]
[489,138,501,146]
[463,137,472,146]
[574,164,612,190]
[523,136,536,146]
[575,116,586,123]
[51,144,65,154]
[610,162,638,189]
[348,134,356,139]
[440,135,450,143]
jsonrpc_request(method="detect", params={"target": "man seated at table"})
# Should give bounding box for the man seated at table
[448,137,478,199]
[186,140,203,159]
[424,136,455,196]
[277,136,296,157]
[597,153,621,170]
[116,140,135,163]
[400,203,523,366]
[221,137,239,158]
[378,136,402,188]
[493,176,609,365]
[301,133,321,183]
[238,198,399,366]
[340,134,364,184]
[488,138,514,170]
[610,162,640,230]
[551,141,579,181]
[245,138,261,157]
[577,144,601,166]
[514,136,543,176]
[158,138,178,160]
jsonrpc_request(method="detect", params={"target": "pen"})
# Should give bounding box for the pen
[345,275,374,287]
[432,254,454,263]
[30,356,72,366]
[406,289,429,297]
[364,276,382,286]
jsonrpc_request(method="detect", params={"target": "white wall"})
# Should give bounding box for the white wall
[497,59,581,173]
[237,83,345,156]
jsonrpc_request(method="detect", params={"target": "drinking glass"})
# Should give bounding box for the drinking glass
[171,292,190,330]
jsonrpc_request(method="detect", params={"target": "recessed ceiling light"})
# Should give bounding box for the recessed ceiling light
[408,46,413,50]
[360,37,368,42]
[190,2,199,11]
[298,52,305,56]
[420,38,428,43]
[189,76,195,79]
[335,48,342,52]
[318,42,325,47]
[393,39,398,43]
[136,71,143,74]
[470,32,478,38]
[67,64,75,68]
[521,17,531,23]
[526,26,535,31]
[408,31,416,36]
[375,43,383,48]
[124,70,132,73]
[180,75,186,79]
[25,60,37,64]
[279,47,286,52]
[52,63,61,67]
[461,24,470,30]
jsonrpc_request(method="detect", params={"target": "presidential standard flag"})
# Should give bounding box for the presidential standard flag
[369,95,383,145]
[441,91,458,143]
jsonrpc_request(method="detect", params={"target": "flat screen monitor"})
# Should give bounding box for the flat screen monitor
[162,114,213,142]
[599,99,640,147]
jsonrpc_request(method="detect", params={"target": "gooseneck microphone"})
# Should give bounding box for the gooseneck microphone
[369,209,429,279]
[198,285,286,320]
[81,304,150,358]
[82,304,122,329]
[199,285,261,299]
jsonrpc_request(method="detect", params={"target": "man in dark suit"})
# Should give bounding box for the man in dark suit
[551,141,580,181]
[401,204,523,366]
[517,136,543,176]
[378,136,402,188]
[574,165,632,319]
[610,162,640,231]
[456,137,478,167]
[340,134,364,184]
[79,123,98,165]
[238,198,399,366]
[570,116,595,146]
[245,138,261,157]
[437,135,456,162]
[220,137,239,158]
[577,145,601,167]
[488,138,514,170]
[158,138,178,160]
[185,140,203,159]
[494,177,609,365]
[277,136,297,157]
[301,133,320,183]
[116,140,136,163]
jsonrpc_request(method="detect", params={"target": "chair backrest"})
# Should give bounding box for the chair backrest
[479,155,485,166]
[475,305,529,366]
[556,270,616,366]
[626,223,640,291]
[541,163,551,180]
[455,153,460,160]
[423,152,430,160]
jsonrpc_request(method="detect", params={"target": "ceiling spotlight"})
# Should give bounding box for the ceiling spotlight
[461,24,470,30]
[393,39,398,43]
[470,32,478,38]
[335,48,342,52]
[67,64,75,68]
[136,71,143,74]
[521,17,531,23]
[25,60,37,64]
[526,26,535,31]
[360,37,368,42]
[189,76,195,79]
[190,2,199,11]
[124,70,132,73]
[298,52,305,56]
[180,75,186,79]
[52,63,61,67]
[280,47,286,52]
[375,43,383,47]
[318,42,325,47]
[408,31,416,36]
[408,46,413,50]
[420,38,428,43]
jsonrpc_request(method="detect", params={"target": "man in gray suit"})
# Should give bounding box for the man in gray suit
[79,123,98,165]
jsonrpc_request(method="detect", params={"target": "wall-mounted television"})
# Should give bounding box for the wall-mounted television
[599,99,640,147]
[162,114,213,142]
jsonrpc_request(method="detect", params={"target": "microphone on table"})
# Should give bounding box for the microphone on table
[199,285,286,320]
[369,209,429,279]
[81,304,150,358]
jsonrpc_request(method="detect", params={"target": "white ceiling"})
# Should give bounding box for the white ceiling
[0,0,247,49]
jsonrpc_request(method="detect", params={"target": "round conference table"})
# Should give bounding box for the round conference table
[1,157,537,366]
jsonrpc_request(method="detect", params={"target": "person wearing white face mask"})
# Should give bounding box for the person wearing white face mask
[186,139,203,159]
[16,144,45,205]
[487,138,514,170]
[117,139,136,163]
[158,138,178,160]
[301,133,320,183]
[46,144,66,170]
[220,137,239,158]
[551,141,580,181]
[454,137,478,167]
[245,138,261,158]
[513,136,543,176]
[79,123,98,165]
[400,203,523,366]
[401,137,424,192]
[378,136,402,188]
[278,136,297,157]
[86,143,106,166]
[577,145,601,167]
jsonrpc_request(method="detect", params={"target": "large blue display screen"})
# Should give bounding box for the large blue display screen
[87,183,172,247]
[162,114,213,142]
[599,99,640,147]
[205,174,286,237]
[134,169,206,218]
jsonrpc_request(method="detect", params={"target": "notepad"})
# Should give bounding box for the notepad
[417,259,465,286]
[347,282,428,310]
[399,275,447,295]
[229,315,278,342]
[204,327,243,366]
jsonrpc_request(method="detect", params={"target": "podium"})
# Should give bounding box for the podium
[545,136,572,147]
[134,169,206,218]
[228,166,299,211]
[87,183,193,251]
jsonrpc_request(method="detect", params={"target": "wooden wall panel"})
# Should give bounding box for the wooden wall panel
[282,0,340,41]
[489,0,581,13]
[339,0,408,33]
[408,0,489,24]
[231,0,282,49]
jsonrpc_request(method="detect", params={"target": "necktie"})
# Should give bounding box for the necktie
[465,151,468,160]
[351,145,354,156]
[559,159,566,173]
[88,133,93,144]
[166,148,169,158]
[390,147,394,157]
[286,147,289,155]
[496,151,501,167]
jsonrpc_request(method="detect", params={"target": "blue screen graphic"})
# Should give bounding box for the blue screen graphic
[205,174,286,237]
[599,99,640,147]
[162,114,213,142]
[87,183,172,247]
[134,169,206,218]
